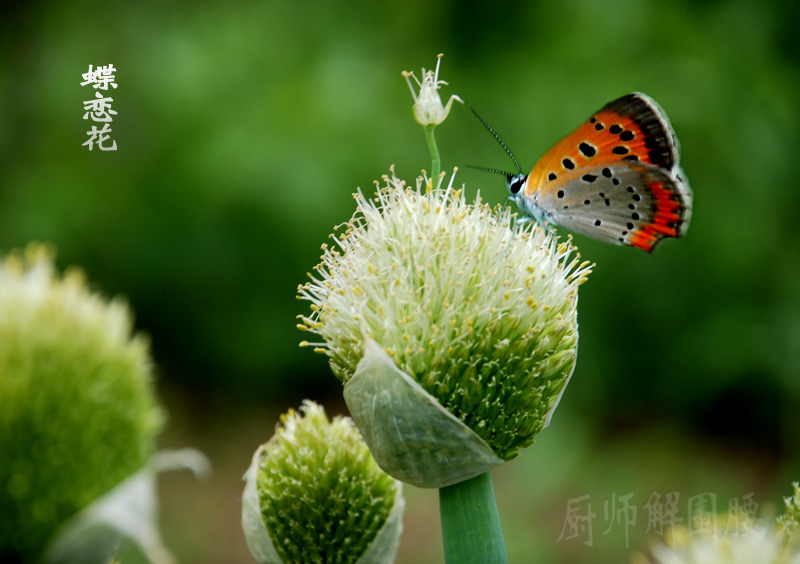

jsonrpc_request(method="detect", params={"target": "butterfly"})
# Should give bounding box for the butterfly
[475,93,692,252]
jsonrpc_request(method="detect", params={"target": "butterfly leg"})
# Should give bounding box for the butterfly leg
[510,213,556,237]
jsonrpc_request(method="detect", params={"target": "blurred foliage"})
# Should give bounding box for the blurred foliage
[1,0,799,562]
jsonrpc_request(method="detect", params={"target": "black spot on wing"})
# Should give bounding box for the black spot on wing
[578,142,597,158]
[600,93,678,170]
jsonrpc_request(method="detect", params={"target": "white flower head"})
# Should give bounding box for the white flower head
[402,54,463,126]
[642,521,800,564]
[298,169,593,476]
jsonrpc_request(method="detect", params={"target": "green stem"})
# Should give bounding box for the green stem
[439,471,508,564]
[424,124,441,181]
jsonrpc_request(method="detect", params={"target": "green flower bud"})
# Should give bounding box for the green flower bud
[297,172,591,487]
[242,400,404,564]
[0,244,164,563]
[778,482,800,551]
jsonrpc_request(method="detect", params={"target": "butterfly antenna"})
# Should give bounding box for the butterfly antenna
[465,164,514,182]
[470,105,523,174]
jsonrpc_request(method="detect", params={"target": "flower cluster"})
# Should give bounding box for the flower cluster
[298,171,591,463]
[641,525,800,564]
[0,244,163,562]
[242,401,403,564]
[639,486,800,564]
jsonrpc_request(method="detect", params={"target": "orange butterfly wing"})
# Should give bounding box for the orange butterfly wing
[522,93,692,252]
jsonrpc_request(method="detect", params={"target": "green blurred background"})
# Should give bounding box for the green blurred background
[2,0,799,562]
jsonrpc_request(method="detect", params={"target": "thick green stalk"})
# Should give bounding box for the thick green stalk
[439,471,508,564]
[424,124,441,181]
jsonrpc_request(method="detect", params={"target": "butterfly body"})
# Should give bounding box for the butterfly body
[506,93,692,252]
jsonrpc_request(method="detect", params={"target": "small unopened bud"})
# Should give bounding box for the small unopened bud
[242,401,404,564]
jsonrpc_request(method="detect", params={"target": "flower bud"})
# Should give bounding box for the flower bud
[0,244,164,563]
[638,485,800,564]
[242,400,404,564]
[641,522,799,564]
[402,54,462,126]
[779,482,800,552]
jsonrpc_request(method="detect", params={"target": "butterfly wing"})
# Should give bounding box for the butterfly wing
[520,92,692,251]
[534,162,691,252]
[526,92,683,185]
